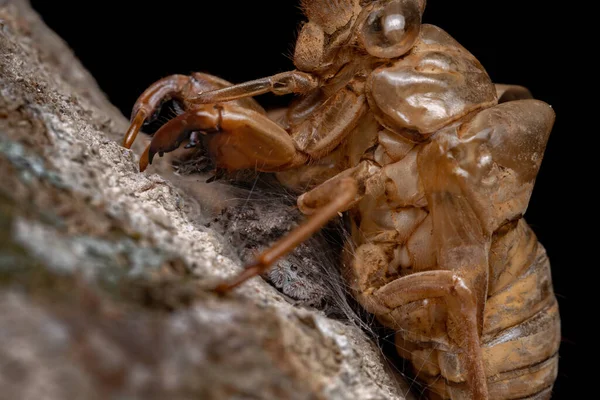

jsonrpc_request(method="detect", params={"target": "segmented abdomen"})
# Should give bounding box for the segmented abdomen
[399,218,560,400]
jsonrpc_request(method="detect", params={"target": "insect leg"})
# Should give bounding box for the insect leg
[123,75,193,149]
[137,103,304,172]
[213,177,359,294]
[123,72,268,150]
[187,70,319,104]
[373,270,489,400]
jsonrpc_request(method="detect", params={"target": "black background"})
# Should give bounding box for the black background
[29,1,580,398]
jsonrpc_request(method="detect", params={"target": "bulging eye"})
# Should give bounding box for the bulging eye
[359,0,421,59]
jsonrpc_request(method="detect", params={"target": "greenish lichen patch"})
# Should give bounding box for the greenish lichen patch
[0,136,66,188]
[0,140,187,301]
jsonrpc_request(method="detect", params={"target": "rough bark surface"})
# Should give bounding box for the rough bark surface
[0,1,411,399]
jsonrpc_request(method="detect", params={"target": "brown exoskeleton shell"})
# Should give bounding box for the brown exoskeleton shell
[121,1,560,399]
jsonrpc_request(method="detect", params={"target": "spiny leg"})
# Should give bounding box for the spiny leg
[213,178,358,294]
[374,271,488,400]
[138,108,219,171]
[138,102,304,172]
[123,74,193,149]
[123,72,265,150]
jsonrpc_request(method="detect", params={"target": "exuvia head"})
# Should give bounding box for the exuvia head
[293,0,426,72]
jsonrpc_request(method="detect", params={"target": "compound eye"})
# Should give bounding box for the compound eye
[359,0,421,59]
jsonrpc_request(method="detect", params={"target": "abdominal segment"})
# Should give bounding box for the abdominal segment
[344,207,559,399]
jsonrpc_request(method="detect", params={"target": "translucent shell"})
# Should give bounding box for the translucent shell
[366,25,498,141]
[358,0,422,59]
